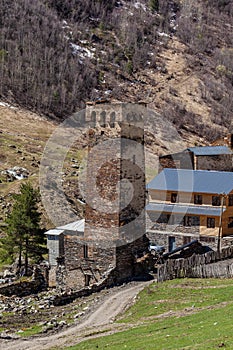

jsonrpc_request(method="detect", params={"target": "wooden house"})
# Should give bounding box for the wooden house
[146,168,233,251]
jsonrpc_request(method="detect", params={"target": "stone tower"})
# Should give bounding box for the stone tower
[84,102,146,247]
[48,102,149,290]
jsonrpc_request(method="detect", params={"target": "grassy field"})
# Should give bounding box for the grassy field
[68,278,233,350]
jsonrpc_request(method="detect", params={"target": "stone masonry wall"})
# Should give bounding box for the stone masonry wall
[196,154,232,171]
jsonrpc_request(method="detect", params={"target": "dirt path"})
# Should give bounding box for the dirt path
[1,281,153,350]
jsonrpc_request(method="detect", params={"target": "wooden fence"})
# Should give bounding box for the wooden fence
[157,246,233,282]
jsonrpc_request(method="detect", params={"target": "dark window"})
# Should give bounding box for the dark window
[229,195,233,206]
[157,213,170,224]
[171,193,178,203]
[192,216,200,226]
[110,112,116,128]
[228,217,233,228]
[194,194,202,205]
[183,216,200,227]
[83,244,88,258]
[212,196,221,206]
[207,217,215,228]
[169,236,176,252]
[184,216,192,226]
[91,111,96,124]
[100,111,106,127]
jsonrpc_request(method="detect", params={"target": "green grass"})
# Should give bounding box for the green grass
[16,324,44,337]
[67,278,233,350]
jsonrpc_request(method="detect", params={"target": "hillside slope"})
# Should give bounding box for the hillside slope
[0,0,232,140]
[1,0,233,229]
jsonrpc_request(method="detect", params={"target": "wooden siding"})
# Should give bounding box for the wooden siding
[148,188,233,238]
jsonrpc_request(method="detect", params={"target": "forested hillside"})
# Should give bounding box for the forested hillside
[0,0,233,141]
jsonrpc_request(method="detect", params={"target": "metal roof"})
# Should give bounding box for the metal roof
[58,219,85,233]
[45,229,64,236]
[45,219,85,237]
[147,168,233,194]
[146,203,225,217]
[188,145,231,156]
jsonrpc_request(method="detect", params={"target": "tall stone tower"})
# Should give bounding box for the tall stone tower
[49,102,149,290]
[84,102,146,244]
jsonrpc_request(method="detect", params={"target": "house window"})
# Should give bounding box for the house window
[229,195,233,206]
[207,217,215,228]
[228,217,233,228]
[212,196,221,206]
[184,216,192,226]
[171,193,178,203]
[184,216,200,227]
[194,194,202,205]
[157,213,170,224]
[168,236,176,252]
[83,244,88,258]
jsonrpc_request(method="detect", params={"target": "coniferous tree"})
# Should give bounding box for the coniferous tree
[1,182,46,275]
[149,0,159,12]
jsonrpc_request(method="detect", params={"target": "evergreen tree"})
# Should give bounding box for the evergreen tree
[1,182,46,275]
[149,0,159,12]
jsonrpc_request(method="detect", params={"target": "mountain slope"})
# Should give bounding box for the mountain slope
[0,0,232,142]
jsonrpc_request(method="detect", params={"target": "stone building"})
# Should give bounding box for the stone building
[159,145,233,172]
[46,102,149,289]
[146,168,233,251]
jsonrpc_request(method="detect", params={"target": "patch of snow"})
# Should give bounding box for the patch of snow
[104,90,112,95]
[134,2,146,11]
[89,17,100,22]
[0,101,16,109]
[1,166,29,180]
[70,43,95,59]
[62,20,70,29]
[80,40,89,44]
[157,32,169,38]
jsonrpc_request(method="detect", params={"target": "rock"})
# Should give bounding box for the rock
[74,311,84,319]
[3,270,15,278]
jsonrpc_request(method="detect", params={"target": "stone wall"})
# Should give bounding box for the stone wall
[159,152,233,172]
[146,212,200,235]
[54,103,147,291]
[56,235,149,291]
[159,151,194,172]
[0,268,47,297]
[196,154,232,171]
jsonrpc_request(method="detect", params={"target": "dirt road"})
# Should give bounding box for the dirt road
[1,280,153,350]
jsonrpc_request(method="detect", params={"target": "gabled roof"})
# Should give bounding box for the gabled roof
[45,219,85,237]
[58,218,85,232]
[188,145,231,156]
[45,229,64,236]
[147,168,233,194]
[146,203,225,217]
